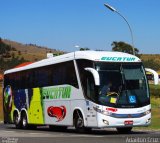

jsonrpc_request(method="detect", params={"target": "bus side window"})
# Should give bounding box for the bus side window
[65,61,79,88]
[76,59,94,97]
[28,70,35,88]
[34,68,48,87]
[52,61,78,88]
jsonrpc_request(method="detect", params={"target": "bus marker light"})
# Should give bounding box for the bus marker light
[106,108,117,112]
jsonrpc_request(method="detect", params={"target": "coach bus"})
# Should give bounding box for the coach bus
[3,51,151,133]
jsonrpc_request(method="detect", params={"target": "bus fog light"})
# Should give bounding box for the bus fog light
[102,119,109,125]
[146,118,151,124]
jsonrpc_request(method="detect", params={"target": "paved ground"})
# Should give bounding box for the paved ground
[0,123,160,143]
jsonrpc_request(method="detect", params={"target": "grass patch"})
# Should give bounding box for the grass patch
[151,97,160,108]
[150,107,160,130]
[149,84,160,89]
[147,96,160,130]
[135,106,160,131]
[149,84,160,98]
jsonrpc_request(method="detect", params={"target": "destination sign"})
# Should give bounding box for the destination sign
[101,57,136,62]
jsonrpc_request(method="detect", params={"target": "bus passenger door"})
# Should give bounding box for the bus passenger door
[86,73,98,127]
[86,100,97,127]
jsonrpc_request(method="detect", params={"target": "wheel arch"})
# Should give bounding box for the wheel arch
[73,107,87,127]
[20,108,29,123]
[13,109,20,121]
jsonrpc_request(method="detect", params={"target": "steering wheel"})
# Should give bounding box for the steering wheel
[107,92,119,96]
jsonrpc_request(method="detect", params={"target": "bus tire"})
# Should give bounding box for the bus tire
[21,112,28,129]
[116,127,132,134]
[13,112,21,129]
[74,110,86,133]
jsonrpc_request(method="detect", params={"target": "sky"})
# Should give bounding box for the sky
[0,0,160,54]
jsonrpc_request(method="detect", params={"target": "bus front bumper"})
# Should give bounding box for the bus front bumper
[97,112,151,128]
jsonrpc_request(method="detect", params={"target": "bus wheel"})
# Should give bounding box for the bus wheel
[74,110,85,133]
[116,127,132,134]
[21,112,28,129]
[13,112,21,129]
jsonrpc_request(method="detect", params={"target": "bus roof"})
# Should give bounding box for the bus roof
[4,51,141,74]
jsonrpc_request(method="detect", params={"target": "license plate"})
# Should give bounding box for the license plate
[124,120,133,125]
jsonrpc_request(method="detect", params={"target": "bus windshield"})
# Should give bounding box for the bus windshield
[95,62,150,108]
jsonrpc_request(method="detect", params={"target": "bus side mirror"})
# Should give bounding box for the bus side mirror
[145,68,159,85]
[84,67,100,86]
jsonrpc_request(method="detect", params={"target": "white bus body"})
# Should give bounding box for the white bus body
[3,51,151,133]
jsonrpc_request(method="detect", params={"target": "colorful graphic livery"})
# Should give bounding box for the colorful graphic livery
[47,106,66,122]
[3,51,151,133]
[4,85,12,113]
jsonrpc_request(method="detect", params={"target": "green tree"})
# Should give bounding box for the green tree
[18,50,21,55]
[0,39,12,55]
[80,47,90,51]
[111,41,139,55]
[11,53,15,58]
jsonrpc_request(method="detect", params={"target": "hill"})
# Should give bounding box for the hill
[0,38,64,73]
[0,37,160,73]
[2,39,63,61]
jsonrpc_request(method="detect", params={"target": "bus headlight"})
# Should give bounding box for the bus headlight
[146,118,151,124]
[144,109,151,115]
[93,106,112,116]
[102,110,112,116]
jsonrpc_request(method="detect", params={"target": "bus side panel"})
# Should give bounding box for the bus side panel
[43,100,71,125]
[3,86,45,125]
[27,88,44,124]
[3,87,29,124]
[41,85,73,126]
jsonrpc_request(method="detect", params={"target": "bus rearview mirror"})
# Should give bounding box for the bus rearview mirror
[84,67,100,86]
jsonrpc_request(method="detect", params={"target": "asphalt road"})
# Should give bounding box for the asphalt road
[0,123,160,143]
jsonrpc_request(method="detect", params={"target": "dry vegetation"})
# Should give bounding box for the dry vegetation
[2,39,64,62]
[0,83,3,120]
[140,54,160,63]
[1,39,160,70]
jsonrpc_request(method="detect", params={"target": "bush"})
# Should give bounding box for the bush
[149,84,160,98]
[143,59,160,71]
